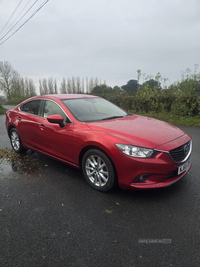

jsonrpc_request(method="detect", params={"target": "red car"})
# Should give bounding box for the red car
[5,94,192,192]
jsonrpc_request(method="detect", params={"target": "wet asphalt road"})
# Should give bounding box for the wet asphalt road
[0,113,200,267]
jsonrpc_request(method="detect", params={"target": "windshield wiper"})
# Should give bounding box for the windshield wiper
[101,115,125,121]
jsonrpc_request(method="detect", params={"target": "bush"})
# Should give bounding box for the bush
[100,87,200,117]
[0,105,6,115]
[6,97,29,105]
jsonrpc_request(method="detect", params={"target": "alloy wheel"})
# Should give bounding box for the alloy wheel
[11,131,20,151]
[85,155,109,187]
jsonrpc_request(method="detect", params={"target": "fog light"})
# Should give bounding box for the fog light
[133,174,152,183]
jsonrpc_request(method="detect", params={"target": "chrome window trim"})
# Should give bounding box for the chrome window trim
[19,99,42,117]
[19,98,72,123]
[42,98,72,124]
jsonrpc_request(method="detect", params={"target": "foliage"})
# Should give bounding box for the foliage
[121,79,139,94]
[0,105,6,115]
[58,76,103,94]
[91,67,200,121]
[0,95,6,105]
[141,79,162,90]
[137,111,200,127]
[1,61,200,125]
[108,88,199,117]
[5,98,27,105]
[0,61,19,100]
[91,84,112,95]
[0,61,37,101]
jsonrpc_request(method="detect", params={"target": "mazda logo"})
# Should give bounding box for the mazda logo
[184,143,190,155]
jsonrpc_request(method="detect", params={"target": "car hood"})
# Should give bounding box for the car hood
[86,114,187,149]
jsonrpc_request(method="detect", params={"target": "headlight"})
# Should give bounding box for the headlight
[115,144,154,158]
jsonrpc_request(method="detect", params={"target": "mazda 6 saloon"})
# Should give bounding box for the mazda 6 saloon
[5,94,192,192]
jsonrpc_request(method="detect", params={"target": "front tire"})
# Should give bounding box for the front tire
[10,128,27,154]
[82,149,117,192]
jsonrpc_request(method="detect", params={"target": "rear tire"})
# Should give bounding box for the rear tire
[82,149,117,192]
[10,128,27,154]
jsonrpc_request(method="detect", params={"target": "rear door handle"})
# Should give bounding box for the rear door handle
[18,116,22,121]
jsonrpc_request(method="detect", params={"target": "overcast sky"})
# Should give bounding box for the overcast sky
[0,0,200,91]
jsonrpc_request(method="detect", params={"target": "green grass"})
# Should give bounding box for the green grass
[136,111,200,127]
[0,105,6,115]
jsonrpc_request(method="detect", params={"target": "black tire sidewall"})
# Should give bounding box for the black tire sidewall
[82,149,116,192]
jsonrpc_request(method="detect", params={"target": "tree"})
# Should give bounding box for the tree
[137,69,142,83]
[86,77,89,94]
[121,79,139,94]
[94,77,99,87]
[91,84,112,95]
[24,78,30,97]
[142,79,162,90]
[48,77,54,94]
[60,78,67,93]
[39,79,44,95]
[0,61,19,100]
[54,79,58,94]
[39,79,48,95]
[89,78,94,93]
[11,76,22,99]
[67,78,72,94]
[28,78,36,97]
[81,78,85,93]
[19,78,25,97]
[71,76,76,93]
[42,79,48,94]
[112,86,121,94]
[76,76,81,94]
[0,95,6,105]
[39,78,49,95]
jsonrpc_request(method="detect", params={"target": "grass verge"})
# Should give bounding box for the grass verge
[136,111,200,127]
[0,105,6,115]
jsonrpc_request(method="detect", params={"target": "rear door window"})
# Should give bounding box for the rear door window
[20,100,41,115]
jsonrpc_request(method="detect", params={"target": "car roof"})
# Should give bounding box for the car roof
[38,94,98,100]
[16,94,100,108]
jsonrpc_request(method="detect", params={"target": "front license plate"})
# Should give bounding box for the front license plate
[178,158,191,175]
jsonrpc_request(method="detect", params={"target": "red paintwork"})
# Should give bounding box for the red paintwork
[87,115,187,149]
[5,94,192,190]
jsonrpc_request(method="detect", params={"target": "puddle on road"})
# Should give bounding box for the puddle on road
[0,162,12,174]
[0,148,41,176]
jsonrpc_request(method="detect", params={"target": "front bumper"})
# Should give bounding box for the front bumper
[114,147,192,190]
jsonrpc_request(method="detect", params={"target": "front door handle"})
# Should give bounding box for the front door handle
[39,124,45,130]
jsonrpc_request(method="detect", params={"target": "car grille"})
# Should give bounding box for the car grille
[169,140,192,163]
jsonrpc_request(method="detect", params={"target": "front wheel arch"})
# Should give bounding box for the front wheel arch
[79,145,116,172]
[81,148,118,192]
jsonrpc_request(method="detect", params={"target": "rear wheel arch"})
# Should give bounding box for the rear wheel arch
[9,128,27,154]
[8,125,15,137]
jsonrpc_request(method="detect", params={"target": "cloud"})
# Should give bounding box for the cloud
[0,0,199,90]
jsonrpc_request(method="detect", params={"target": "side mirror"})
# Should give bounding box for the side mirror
[47,114,65,128]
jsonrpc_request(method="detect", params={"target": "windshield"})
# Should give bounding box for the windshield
[62,97,127,122]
